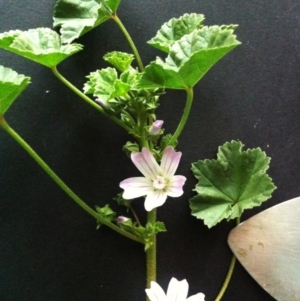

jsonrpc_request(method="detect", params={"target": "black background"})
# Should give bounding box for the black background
[1,1,300,300]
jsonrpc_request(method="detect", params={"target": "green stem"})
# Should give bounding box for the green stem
[146,209,157,292]
[112,14,144,72]
[129,205,142,227]
[51,67,131,132]
[214,217,241,301]
[0,116,144,244]
[168,87,194,147]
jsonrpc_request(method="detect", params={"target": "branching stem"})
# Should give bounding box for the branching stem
[51,67,131,132]
[168,87,194,146]
[112,14,144,72]
[0,116,144,244]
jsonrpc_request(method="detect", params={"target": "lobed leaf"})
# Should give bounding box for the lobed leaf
[0,28,83,67]
[148,13,205,53]
[83,67,131,103]
[0,66,31,115]
[53,0,121,44]
[103,51,135,72]
[189,141,276,228]
[138,25,240,90]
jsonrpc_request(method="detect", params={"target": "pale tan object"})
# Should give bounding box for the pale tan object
[228,197,300,301]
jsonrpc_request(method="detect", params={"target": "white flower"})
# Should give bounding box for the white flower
[146,277,205,301]
[119,146,186,211]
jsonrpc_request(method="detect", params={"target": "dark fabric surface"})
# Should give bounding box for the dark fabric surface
[1,1,300,300]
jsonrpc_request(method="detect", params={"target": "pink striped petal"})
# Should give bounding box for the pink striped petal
[167,175,186,197]
[161,146,182,177]
[131,148,160,179]
[120,177,152,199]
[144,190,167,211]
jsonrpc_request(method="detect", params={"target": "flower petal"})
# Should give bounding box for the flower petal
[146,281,167,301]
[187,293,206,301]
[131,148,161,179]
[161,146,182,177]
[167,278,189,301]
[144,190,167,211]
[167,175,187,197]
[120,177,152,199]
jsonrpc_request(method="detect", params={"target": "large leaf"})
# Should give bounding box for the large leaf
[0,66,31,115]
[0,28,83,67]
[189,141,276,228]
[138,25,240,90]
[53,0,121,44]
[148,13,205,53]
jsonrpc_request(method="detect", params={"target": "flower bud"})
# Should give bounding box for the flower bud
[149,120,164,135]
[95,98,110,110]
[117,216,129,223]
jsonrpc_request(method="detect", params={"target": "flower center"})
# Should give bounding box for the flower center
[152,175,167,190]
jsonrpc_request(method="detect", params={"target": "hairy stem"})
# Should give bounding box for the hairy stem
[146,209,157,299]
[0,116,144,244]
[214,217,240,301]
[51,67,131,132]
[112,14,144,72]
[168,87,194,147]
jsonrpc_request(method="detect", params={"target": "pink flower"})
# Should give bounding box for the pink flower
[149,120,164,135]
[119,146,186,211]
[146,277,205,301]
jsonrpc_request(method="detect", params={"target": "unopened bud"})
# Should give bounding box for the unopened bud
[149,120,164,135]
[117,216,129,223]
[95,98,110,110]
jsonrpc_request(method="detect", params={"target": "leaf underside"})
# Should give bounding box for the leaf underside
[0,28,82,67]
[189,141,276,228]
[53,0,121,44]
[0,66,31,115]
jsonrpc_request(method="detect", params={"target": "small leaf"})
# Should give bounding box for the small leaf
[53,0,121,44]
[0,66,31,115]
[189,141,276,228]
[113,192,133,208]
[0,28,82,67]
[123,141,140,157]
[95,204,116,222]
[104,51,135,72]
[83,67,131,103]
[138,25,240,90]
[148,13,205,53]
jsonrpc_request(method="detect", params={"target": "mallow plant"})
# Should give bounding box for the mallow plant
[0,1,276,300]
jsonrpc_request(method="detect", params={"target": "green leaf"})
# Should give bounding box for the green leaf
[83,67,131,103]
[0,28,82,67]
[0,66,31,115]
[95,204,116,222]
[189,141,276,228]
[113,192,133,208]
[148,13,205,53]
[123,141,139,157]
[138,25,240,90]
[104,51,135,72]
[53,0,121,44]
[144,221,167,250]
